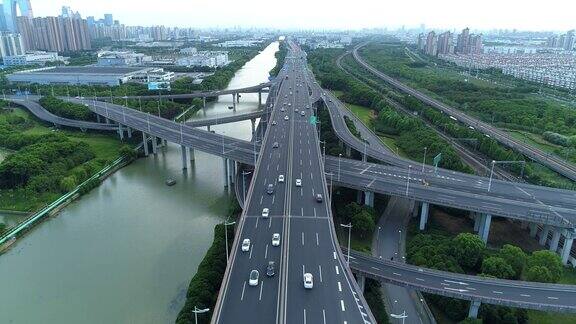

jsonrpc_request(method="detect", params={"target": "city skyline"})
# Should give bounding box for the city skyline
[30,0,575,31]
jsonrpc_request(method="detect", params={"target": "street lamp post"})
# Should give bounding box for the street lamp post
[340,223,352,264]
[421,147,427,172]
[242,170,252,203]
[405,165,412,196]
[338,153,342,181]
[192,306,210,324]
[488,160,496,192]
[224,219,236,262]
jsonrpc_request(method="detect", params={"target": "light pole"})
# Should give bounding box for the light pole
[242,170,252,203]
[405,165,412,196]
[390,311,408,324]
[488,160,496,192]
[224,219,236,262]
[253,139,260,165]
[421,147,427,172]
[340,222,352,264]
[192,306,210,324]
[338,153,342,181]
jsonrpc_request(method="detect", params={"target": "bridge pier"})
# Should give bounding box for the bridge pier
[207,125,211,132]
[361,153,367,162]
[539,225,551,246]
[356,190,363,204]
[250,118,256,137]
[473,213,481,232]
[223,158,230,188]
[419,202,429,230]
[561,233,574,265]
[118,124,124,141]
[127,126,132,138]
[181,145,188,169]
[229,160,236,184]
[345,145,352,157]
[142,132,149,156]
[550,229,561,252]
[152,136,158,155]
[202,97,206,109]
[468,300,481,319]
[356,274,366,294]
[232,94,237,111]
[189,147,195,161]
[480,214,492,243]
[529,223,538,238]
[96,114,101,123]
[363,191,374,207]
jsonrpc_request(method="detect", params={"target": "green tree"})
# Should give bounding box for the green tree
[451,233,486,270]
[498,244,527,279]
[352,210,375,237]
[119,145,138,161]
[526,250,563,283]
[59,175,77,192]
[525,265,555,283]
[481,256,515,279]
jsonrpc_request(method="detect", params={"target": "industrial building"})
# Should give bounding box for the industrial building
[7,66,174,86]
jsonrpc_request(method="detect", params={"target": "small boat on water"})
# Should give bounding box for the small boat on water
[165,179,177,186]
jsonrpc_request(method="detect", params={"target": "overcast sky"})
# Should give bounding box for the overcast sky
[31,0,575,31]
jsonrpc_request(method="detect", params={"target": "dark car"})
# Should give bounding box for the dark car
[267,184,274,195]
[266,261,276,277]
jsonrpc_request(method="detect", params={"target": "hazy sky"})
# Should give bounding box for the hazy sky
[31,0,575,31]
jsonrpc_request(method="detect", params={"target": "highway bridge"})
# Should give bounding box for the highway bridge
[352,42,576,182]
[8,40,576,321]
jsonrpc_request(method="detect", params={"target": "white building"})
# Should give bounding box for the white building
[97,51,152,66]
[176,51,229,68]
[180,47,197,55]
[0,33,25,59]
[3,51,64,66]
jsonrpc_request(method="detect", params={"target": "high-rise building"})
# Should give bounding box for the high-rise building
[564,30,575,51]
[17,16,91,52]
[424,31,437,56]
[437,31,453,55]
[104,13,113,26]
[456,27,470,54]
[0,31,24,57]
[469,34,483,54]
[1,0,33,32]
[417,33,425,51]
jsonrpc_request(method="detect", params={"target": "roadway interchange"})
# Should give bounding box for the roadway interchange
[352,42,576,182]
[345,249,576,313]
[213,45,374,323]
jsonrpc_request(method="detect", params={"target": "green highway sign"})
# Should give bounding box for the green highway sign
[309,116,317,125]
[433,153,442,167]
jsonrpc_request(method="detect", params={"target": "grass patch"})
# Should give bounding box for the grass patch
[377,134,409,158]
[346,103,375,127]
[507,130,561,154]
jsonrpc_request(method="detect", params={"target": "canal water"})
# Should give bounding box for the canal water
[0,41,279,324]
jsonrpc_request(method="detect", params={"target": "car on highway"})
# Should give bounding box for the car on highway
[278,174,285,183]
[266,261,275,277]
[288,103,292,107]
[315,194,323,202]
[262,208,269,217]
[284,116,289,121]
[249,270,259,286]
[306,105,310,109]
[295,179,302,187]
[267,184,274,194]
[303,273,313,289]
[281,107,285,112]
[272,121,277,125]
[272,233,281,246]
[294,108,298,112]
[241,239,251,252]
[272,142,279,148]
[300,111,305,116]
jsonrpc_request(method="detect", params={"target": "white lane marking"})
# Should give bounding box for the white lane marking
[493,291,503,294]
[340,300,346,312]
[520,294,531,297]
[335,265,340,275]
[416,278,425,282]
[267,164,270,171]
[322,309,326,324]
[303,309,307,324]
[313,208,317,217]
[302,264,305,275]
[272,195,275,204]
[319,265,323,282]
[301,207,304,216]
[259,281,264,300]
[301,232,305,246]
[370,266,380,271]
[548,296,559,300]
[392,272,402,276]
[316,233,319,246]
[241,281,246,301]
[276,164,279,171]
[333,252,337,260]
[259,196,263,205]
[255,217,259,229]
[249,245,253,259]
[268,217,272,228]
[265,244,269,259]
[444,280,468,286]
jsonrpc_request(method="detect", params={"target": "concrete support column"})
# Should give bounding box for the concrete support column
[356,274,366,293]
[520,221,529,230]
[529,223,538,238]
[419,202,429,231]
[142,132,149,156]
[468,300,481,319]
[232,94,237,111]
[118,124,124,141]
[345,145,352,157]
[96,114,101,123]
[250,118,256,136]
[362,153,367,162]
[550,229,561,252]
[181,145,188,169]
[189,147,195,161]
[356,190,363,204]
[207,125,211,132]
[223,158,229,188]
[258,91,262,109]
[127,127,132,138]
[480,214,492,243]
[539,225,551,246]
[202,97,206,109]
[364,191,374,207]
[561,235,574,265]
[230,160,236,184]
[105,117,110,124]
[473,213,481,232]
[151,136,158,155]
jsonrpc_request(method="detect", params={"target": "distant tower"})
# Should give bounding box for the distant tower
[1,0,33,32]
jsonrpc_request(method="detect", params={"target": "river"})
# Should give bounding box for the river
[0,41,279,324]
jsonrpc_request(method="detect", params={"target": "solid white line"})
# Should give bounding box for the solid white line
[265,244,269,259]
[268,217,272,228]
[301,207,304,216]
[259,196,263,205]
[520,294,531,297]
[333,252,337,260]
[272,196,275,204]
[316,232,319,246]
[322,309,326,324]
[259,281,264,300]
[241,281,246,301]
[301,232,305,246]
[492,291,503,294]
[340,300,345,312]
[255,217,259,229]
[313,208,317,217]
[547,296,559,300]
[335,265,340,275]
[319,265,323,282]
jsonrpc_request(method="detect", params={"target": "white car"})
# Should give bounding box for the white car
[272,121,277,125]
[295,179,302,187]
[262,208,269,217]
[249,270,260,286]
[284,116,289,121]
[303,273,313,289]
[241,239,251,252]
[272,233,281,246]
[278,174,285,183]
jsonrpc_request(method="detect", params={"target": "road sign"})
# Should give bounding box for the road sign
[309,115,317,125]
[433,153,442,167]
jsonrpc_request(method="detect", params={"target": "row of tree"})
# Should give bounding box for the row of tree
[39,96,95,121]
